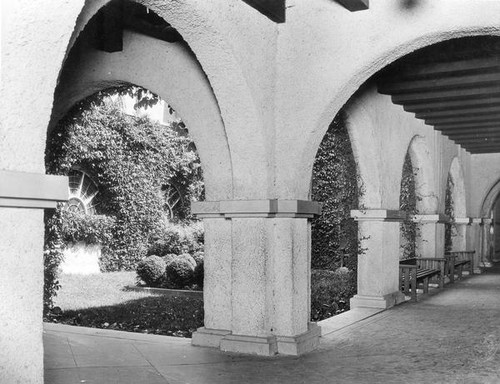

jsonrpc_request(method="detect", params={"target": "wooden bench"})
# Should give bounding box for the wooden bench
[399,257,446,301]
[444,251,475,283]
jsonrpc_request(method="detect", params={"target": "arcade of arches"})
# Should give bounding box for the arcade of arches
[6,1,500,382]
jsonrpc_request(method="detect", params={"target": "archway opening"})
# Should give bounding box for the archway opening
[310,109,359,321]
[44,86,206,337]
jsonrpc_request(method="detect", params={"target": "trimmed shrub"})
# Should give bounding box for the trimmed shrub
[310,269,356,321]
[192,251,204,265]
[148,222,204,257]
[136,256,166,287]
[164,255,195,289]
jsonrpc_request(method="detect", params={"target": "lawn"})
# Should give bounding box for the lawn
[47,272,204,337]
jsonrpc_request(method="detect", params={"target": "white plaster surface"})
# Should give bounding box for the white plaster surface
[60,242,101,275]
[0,209,44,384]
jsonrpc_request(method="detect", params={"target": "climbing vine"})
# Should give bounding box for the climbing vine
[399,152,421,259]
[445,174,456,253]
[311,110,360,272]
[45,89,204,271]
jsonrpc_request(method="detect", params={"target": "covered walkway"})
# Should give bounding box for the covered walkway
[45,266,500,384]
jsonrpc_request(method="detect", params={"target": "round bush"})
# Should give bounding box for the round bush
[163,253,178,265]
[192,251,204,265]
[164,255,195,289]
[136,255,166,287]
[179,253,196,269]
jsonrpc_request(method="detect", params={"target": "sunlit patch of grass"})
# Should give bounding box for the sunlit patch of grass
[48,272,203,337]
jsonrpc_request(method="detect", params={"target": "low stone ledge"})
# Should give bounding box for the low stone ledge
[124,285,203,298]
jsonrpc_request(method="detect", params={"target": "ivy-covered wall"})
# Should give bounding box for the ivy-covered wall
[45,93,203,272]
[399,152,420,259]
[311,111,359,272]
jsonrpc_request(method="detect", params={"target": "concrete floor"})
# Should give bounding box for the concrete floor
[44,265,500,384]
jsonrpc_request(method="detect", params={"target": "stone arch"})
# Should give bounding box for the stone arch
[52,29,231,201]
[448,157,467,250]
[406,135,437,214]
[298,29,500,199]
[343,98,382,208]
[480,179,500,218]
[53,0,269,199]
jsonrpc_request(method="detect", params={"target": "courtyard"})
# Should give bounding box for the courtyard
[45,264,500,384]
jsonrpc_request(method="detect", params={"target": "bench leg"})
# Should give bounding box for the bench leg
[439,273,444,289]
[458,265,463,279]
[450,266,455,283]
[423,278,429,294]
[469,262,474,275]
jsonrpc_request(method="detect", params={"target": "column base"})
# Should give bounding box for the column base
[191,327,231,348]
[220,334,278,356]
[196,324,322,356]
[350,291,405,309]
[276,323,321,355]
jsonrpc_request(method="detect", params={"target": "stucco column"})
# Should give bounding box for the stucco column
[191,200,321,356]
[349,210,406,309]
[413,214,447,258]
[472,218,489,271]
[0,171,67,384]
[483,219,493,265]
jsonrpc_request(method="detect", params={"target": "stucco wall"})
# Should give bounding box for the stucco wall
[471,153,500,216]
[344,84,469,214]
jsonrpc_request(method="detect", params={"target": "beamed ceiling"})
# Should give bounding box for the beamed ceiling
[377,37,500,154]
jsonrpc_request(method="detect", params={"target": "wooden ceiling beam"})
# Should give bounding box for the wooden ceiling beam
[463,144,500,151]
[425,114,500,126]
[241,0,286,23]
[469,148,500,154]
[334,0,369,11]
[379,71,500,95]
[404,96,500,112]
[392,85,500,104]
[386,56,500,81]
[435,121,500,131]
[415,106,500,119]
[447,132,500,140]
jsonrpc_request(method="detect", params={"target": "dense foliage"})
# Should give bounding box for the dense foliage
[311,111,360,272]
[46,94,204,271]
[60,211,115,245]
[310,268,356,321]
[399,152,421,259]
[445,174,456,253]
[43,209,65,313]
[136,253,203,290]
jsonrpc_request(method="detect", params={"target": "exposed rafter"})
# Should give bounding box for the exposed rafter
[377,40,500,154]
[241,0,286,23]
[334,0,369,11]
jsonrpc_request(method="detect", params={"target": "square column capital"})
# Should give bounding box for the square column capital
[0,170,68,209]
[192,199,321,219]
[350,209,406,222]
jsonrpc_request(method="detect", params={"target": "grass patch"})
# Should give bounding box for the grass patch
[46,272,203,337]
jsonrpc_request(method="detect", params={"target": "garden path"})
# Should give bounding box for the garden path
[45,264,500,383]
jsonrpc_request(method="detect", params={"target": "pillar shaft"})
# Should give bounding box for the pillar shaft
[0,209,44,384]
[192,200,321,356]
[350,210,406,309]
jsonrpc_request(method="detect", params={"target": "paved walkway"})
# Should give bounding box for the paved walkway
[45,265,500,384]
